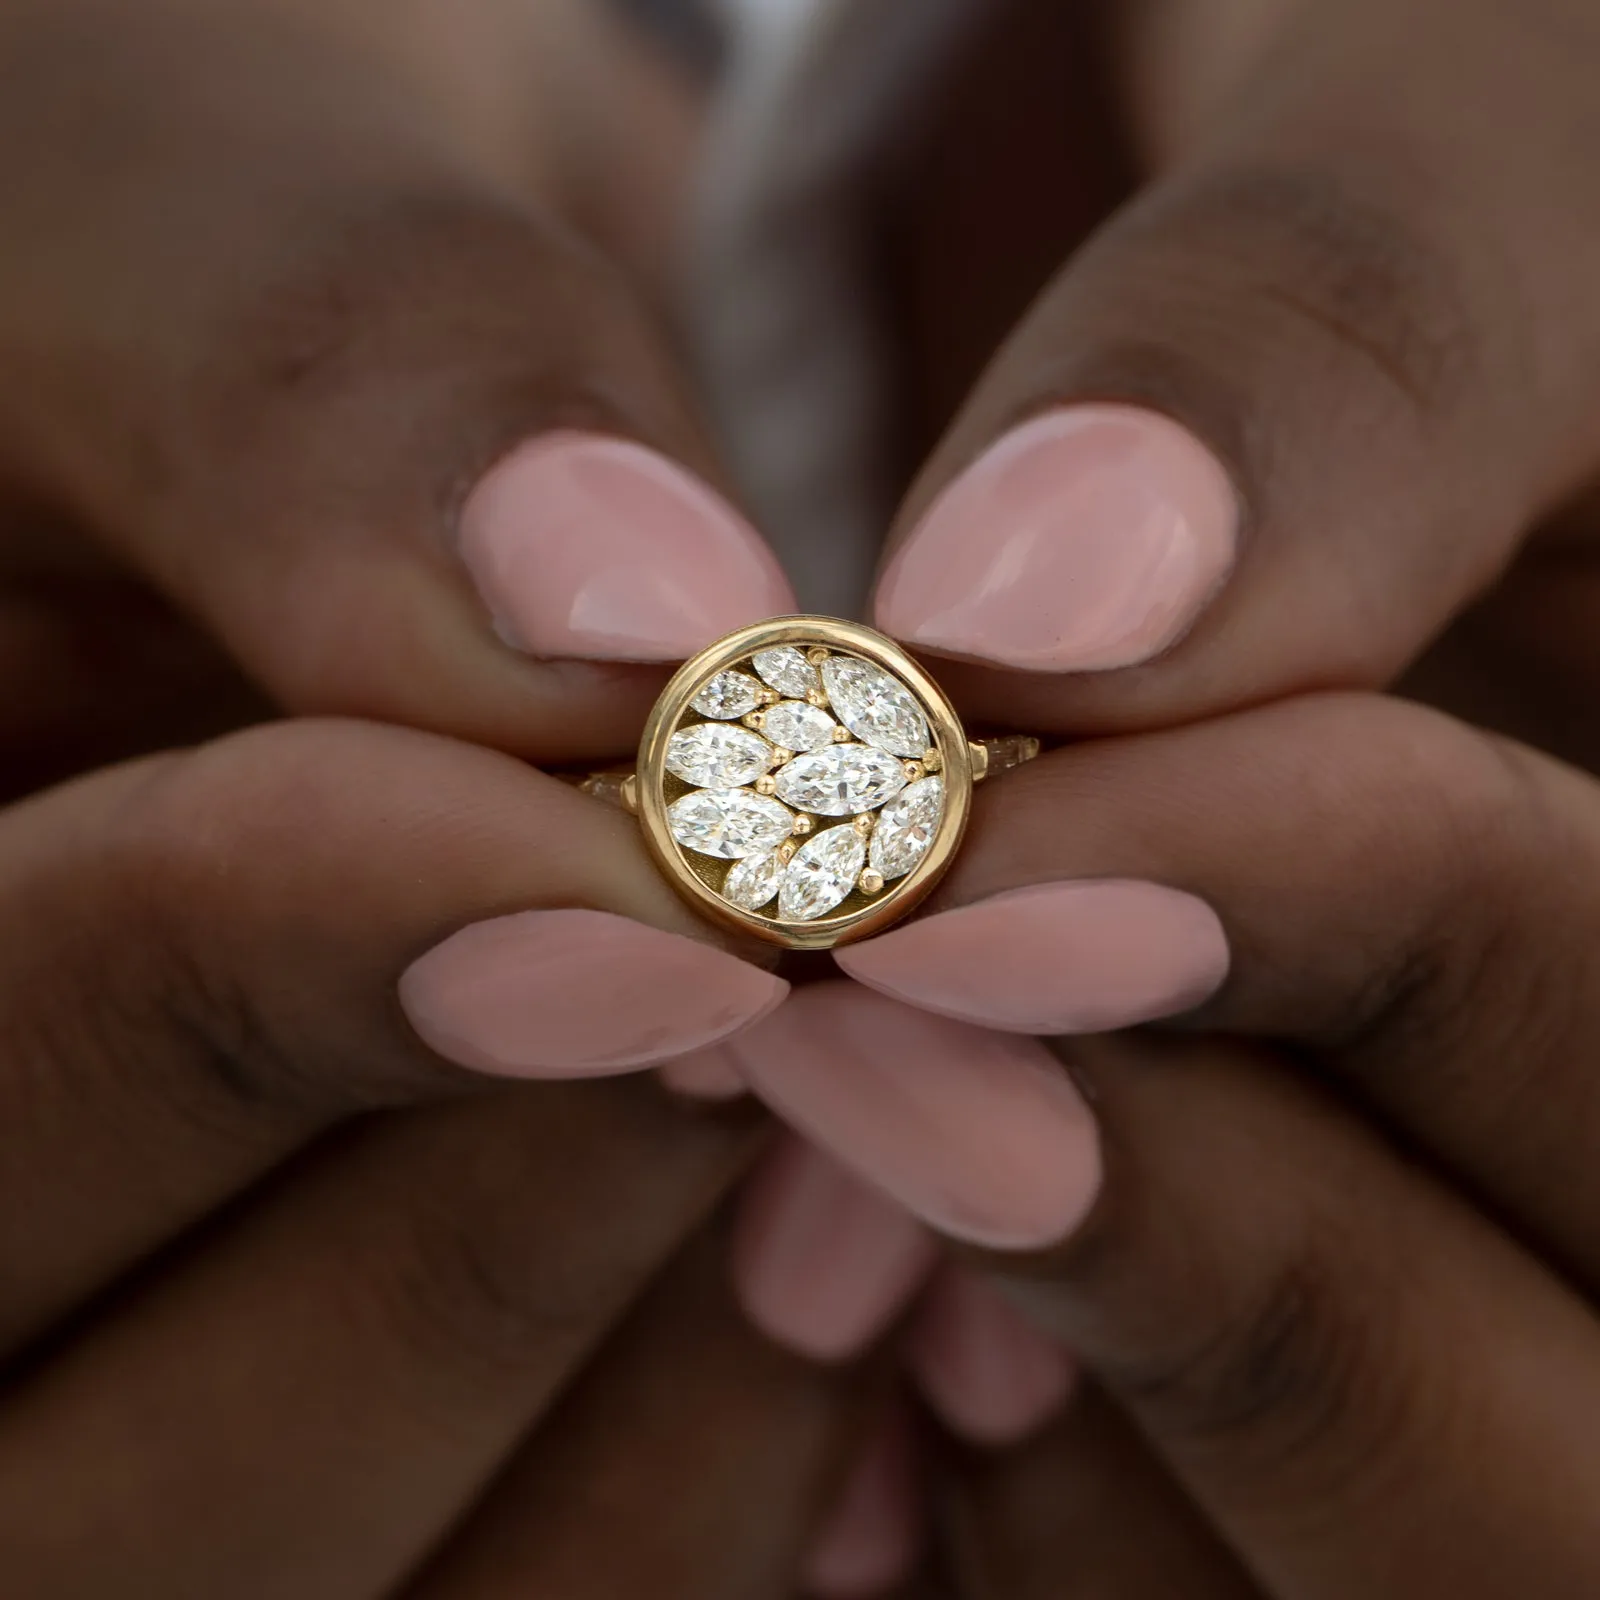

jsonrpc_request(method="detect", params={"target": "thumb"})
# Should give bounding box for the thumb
[872,0,1600,735]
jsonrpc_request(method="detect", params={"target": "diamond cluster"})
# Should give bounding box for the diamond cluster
[664,645,946,922]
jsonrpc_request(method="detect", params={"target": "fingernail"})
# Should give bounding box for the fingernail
[657,1046,749,1102]
[835,880,1229,1034]
[876,405,1237,671]
[400,909,788,1078]
[728,983,1100,1250]
[802,1402,923,1599]
[907,1264,1076,1447]
[733,1134,937,1362]
[458,431,795,661]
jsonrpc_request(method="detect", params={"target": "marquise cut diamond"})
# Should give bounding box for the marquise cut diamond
[778,826,866,921]
[761,700,836,753]
[774,745,907,815]
[668,789,794,859]
[821,656,929,757]
[752,646,819,699]
[723,849,783,910]
[870,776,943,880]
[692,670,764,720]
[667,724,776,789]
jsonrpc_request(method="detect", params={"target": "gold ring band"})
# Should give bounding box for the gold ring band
[585,617,1039,951]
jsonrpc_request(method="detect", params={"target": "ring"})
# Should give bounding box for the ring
[585,617,1040,951]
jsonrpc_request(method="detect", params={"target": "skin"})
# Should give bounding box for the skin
[5,0,1600,1593]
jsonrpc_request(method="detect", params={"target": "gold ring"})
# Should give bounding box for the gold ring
[586,617,1040,951]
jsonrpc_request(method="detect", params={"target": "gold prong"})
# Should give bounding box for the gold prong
[859,868,885,895]
[853,813,875,837]
[792,814,814,836]
[902,760,925,783]
[777,839,799,863]
[742,710,766,731]
[831,724,852,743]
[754,775,778,796]
[921,747,942,773]
[969,741,989,783]
[768,746,794,767]
[805,688,829,708]
[620,774,639,813]
[757,686,781,706]
[806,646,830,666]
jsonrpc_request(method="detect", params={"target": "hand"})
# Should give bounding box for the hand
[0,702,819,1597]
[0,0,791,799]
[729,687,1600,1593]
[867,0,1600,774]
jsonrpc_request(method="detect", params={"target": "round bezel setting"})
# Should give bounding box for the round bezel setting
[636,618,973,950]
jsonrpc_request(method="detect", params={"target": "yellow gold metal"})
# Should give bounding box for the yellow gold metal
[769,746,794,766]
[628,616,1029,951]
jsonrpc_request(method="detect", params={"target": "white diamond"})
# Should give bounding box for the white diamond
[667,724,776,788]
[774,745,907,815]
[761,700,837,753]
[692,670,763,720]
[779,826,866,921]
[668,789,794,859]
[821,656,929,757]
[752,646,819,698]
[723,850,782,911]
[870,777,944,880]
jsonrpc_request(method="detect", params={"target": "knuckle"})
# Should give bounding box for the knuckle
[199,186,621,436]
[1099,163,1480,421]
[1104,1210,1407,1495]
[357,1172,604,1388]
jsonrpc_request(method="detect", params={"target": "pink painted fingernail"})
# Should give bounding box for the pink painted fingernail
[658,1046,749,1102]
[733,1134,938,1362]
[728,983,1100,1251]
[400,909,788,1077]
[907,1264,1076,1448]
[876,405,1236,671]
[835,881,1229,1034]
[458,432,795,661]
[802,1402,923,1599]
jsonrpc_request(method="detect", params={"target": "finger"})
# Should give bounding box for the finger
[732,1132,938,1364]
[905,1263,1075,1450]
[942,1382,1263,1600]
[836,695,1600,1292]
[405,1231,885,1600]
[979,1031,1600,1597]
[872,0,1600,733]
[0,719,785,1354]
[0,1080,759,1600]
[0,6,792,763]
[800,1398,927,1600]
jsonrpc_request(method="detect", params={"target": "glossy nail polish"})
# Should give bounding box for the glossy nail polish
[876,405,1236,671]
[459,432,795,661]
[802,1402,922,1599]
[835,880,1229,1034]
[907,1263,1076,1447]
[401,909,788,1077]
[733,1134,937,1362]
[729,983,1101,1251]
